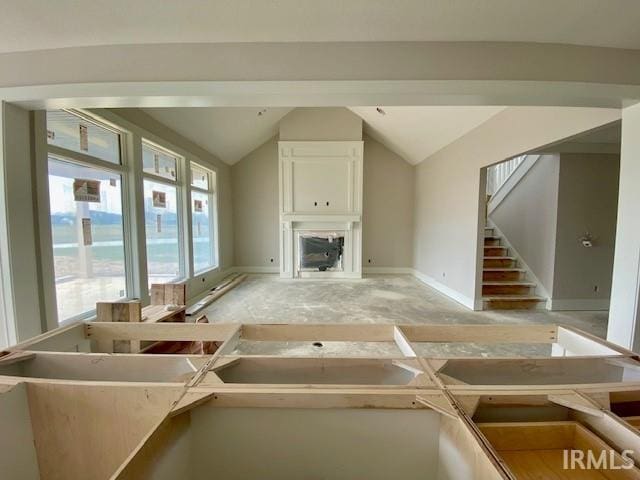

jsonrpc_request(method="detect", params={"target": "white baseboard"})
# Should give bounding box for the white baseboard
[233,266,279,274]
[412,269,476,310]
[363,267,414,274]
[233,266,414,275]
[549,298,610,311]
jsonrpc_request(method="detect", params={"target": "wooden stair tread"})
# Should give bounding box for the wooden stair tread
[483,268,525,272]
[483,256,515,260]
[483,295,545,301]
[482,281,535,286]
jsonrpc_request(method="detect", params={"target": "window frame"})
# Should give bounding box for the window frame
[141,139,186,287]
[44,109,133,325]
[188,161,219,274]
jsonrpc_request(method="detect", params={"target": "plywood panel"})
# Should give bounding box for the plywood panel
[0,383,40,480]
[27,383,183,480]
[189,407,441,480]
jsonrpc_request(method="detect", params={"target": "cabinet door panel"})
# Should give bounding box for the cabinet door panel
[291,159,350,212]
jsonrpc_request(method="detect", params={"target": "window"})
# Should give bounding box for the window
[46,110,121,164]
[47,157,127,321]
[142,142,183,287]
[190,163,218,272]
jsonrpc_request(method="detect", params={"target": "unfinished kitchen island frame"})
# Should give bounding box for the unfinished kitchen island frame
[3,322,640,479]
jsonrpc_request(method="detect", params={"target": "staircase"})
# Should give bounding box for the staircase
[482,226,545,310]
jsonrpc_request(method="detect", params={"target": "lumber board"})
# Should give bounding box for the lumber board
[548,392,604,417]
[85,322,238,342]
[150,283,186,306]
[241,323,395,341]
[141,304,186,323]
[186,274,246,316]
[401,324,558,343]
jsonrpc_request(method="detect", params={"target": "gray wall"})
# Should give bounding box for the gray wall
[232,137,280,268]
[413,107,620,309]
[231,130,415,269]
[552,153,619,307]
[279,107,362,141]
[362,135,415,268]
[490,154,560,295]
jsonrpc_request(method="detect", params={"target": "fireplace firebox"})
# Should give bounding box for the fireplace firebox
[299,235,344,272]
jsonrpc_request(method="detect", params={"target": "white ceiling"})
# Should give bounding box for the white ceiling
[2,1,640,54]
[349,107,505,165]
[143,107,293,165]
[143,107,505,166]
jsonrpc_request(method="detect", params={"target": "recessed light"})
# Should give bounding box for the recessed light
[376,107,386,115]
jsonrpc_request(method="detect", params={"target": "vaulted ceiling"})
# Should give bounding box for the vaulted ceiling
[142,106,505,165]
[2,0,640,53]
[349,107,505,165]
[142,108,293,165]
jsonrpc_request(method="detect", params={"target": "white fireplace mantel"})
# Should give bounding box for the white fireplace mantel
[278,141,363,279]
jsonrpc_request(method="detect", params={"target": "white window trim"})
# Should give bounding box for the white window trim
[33,108,225,331]
[189,161,220,275]
[43,109,133,325]
[141,139,187,286]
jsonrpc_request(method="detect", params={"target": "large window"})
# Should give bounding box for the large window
[48,159,127,321]
[142,142,183,287]
[41,109,223,325]
[46,110,128,322]
[190,163,218,272]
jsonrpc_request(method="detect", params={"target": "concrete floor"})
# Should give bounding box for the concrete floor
[202,274,608,357]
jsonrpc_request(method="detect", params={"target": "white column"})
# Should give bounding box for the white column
[608,102,640,351]
[0,102,43,341]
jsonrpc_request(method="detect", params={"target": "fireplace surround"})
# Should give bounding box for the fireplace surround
[279,141,363,279]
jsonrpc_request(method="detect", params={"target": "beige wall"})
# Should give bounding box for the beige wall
[413,107,620,309]
[279,107,362,141]
[362,134,414,268]
[232,129,414,269]
[552,153,619,306]
[232,137,280,268]
[490,155,560,295]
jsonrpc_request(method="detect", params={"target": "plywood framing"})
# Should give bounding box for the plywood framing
[478,421,640,479]
[0,322,639,479]
[26,383,184,480]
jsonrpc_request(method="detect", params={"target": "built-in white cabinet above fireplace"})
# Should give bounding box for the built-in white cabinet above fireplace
[279,141,364,279]
[279,141,363,217]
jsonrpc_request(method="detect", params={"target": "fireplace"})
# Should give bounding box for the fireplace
[278,141,363,279]
[299,234,345,272]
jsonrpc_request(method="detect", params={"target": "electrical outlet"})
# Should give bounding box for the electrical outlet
[594,285,599,292]
[368,259,372,264]
[270,258,274,263]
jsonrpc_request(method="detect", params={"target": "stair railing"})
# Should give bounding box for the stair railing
[486,155,526,196]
